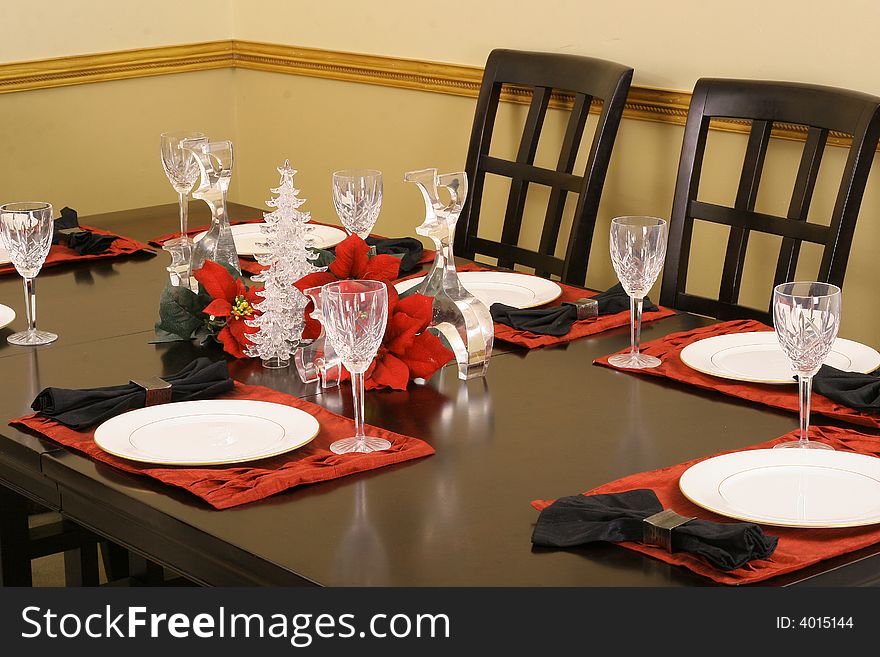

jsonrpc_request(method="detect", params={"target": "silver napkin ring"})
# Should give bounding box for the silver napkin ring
[642,509,695,552]
[130,376,172,407]
[561,298,598,319]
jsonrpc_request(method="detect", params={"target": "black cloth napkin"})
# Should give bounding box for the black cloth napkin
[51,206,117,255]
[365,236,424,273]
[592,282,659,315]
[532,489,778,571]
[811,364,880,412]
[489,283,659,336]
[31,358,234,430]
[490,303,577,336]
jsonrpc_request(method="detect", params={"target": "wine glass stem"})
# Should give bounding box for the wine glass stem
[629,296,644,355]
[22,276,37,333]
[351,370,367,443]
[798,374,813,447]
[178,191,189,236]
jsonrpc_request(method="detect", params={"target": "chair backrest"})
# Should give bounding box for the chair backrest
[454,49,633,286]
[660,78,880,323]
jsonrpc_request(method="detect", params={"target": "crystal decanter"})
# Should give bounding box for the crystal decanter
[404,168,493,380]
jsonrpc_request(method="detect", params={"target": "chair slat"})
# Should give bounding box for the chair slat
[537,93,592,275]
[774,127,828,287]
[690,201,830,243]
[719,119,772,304]
[479,157,583,192]
[676,292,773,323]
[468,237,565,275]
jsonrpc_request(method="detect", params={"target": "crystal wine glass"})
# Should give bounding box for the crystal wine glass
[160,131,207,237]
[0,202,58,345]
[321,280,390,454]
[773,281,841,450]
[608,216,668,369]
[332,169,383,239]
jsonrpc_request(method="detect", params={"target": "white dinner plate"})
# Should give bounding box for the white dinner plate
[0,304,15,330]
[680,448,880,528]
[394,271,562,309]
[94,399,320,465]
[679,331,880,385]
[193,223,347,255]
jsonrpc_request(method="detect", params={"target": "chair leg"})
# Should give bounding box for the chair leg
[0,485,33,587]
[63,545,99,586]
[127,553,165,586]
[100,541,131,582]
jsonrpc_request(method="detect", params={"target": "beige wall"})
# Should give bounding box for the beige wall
[0,70,238,216]
[233,0,880,92]
[2,2,880,344]
[0,1,232,63]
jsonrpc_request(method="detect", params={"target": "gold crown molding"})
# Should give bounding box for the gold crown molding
[0,41,234,93]
[0,40,855,148]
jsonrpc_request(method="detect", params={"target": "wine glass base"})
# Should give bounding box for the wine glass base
[329,436,392,454]
[607,352,661,369]
[7,329,58,346]
[773,440,834,450]
[261,357,290,369]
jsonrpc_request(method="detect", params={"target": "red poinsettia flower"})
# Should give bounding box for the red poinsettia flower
[194,260,261,358]
[365,293,453,390]
[294,234,401,339]
[337,292,452,391]
[293,234,451,388]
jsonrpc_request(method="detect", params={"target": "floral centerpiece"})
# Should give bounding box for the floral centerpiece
[294,234,452,390]
[154,260,260,358]
[154,234,452,389]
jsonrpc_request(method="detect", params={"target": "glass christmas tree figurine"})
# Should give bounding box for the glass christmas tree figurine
[404,168,493,380]
[245,161,323,368]
[187,139,240,275]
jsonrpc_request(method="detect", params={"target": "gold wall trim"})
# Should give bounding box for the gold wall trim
[0,42,234,93]
[0,40,854,147]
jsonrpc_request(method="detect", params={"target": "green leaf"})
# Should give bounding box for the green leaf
[155,284,207,340]
[149,327,189,344]
[192,323,220,346]
[309,248,335,269]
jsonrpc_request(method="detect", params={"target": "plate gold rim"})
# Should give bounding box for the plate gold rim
[679,332,880,385]
[395,271,563,309]
[94,402,321,466]
[679,450,880,528]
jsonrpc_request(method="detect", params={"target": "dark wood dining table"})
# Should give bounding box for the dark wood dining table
[1,203,879,587]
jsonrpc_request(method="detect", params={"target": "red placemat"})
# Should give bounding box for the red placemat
[400,263,675,349]
[11,382,434,509]
[0,225,154,276]
[532,425,880,585]
[150,219,435,276]
[596,319,880,429]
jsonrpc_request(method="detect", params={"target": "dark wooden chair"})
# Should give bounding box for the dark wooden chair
[660,78,880,322]
[454,49,633,286]
[1,486,167,587]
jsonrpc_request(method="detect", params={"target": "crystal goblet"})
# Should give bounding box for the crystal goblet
[608,216,668,369]
[160,131,207,237]
[332,169,383,239]
[320,280,390,454]
[773,281,841,450]
[0,202,58,346]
